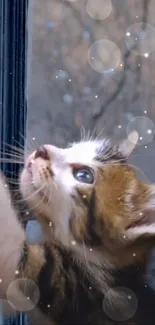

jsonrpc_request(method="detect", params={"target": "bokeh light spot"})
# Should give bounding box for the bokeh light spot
[127,116,155,146]
[87,0,112,20]
[88,40,121,73]
[125,23,155,56]
[103,287,138,321]
[7,278,40,312]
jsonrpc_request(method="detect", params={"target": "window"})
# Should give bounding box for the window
[27,0,155,181]
[0,1,28,324]
[1,0,155,324]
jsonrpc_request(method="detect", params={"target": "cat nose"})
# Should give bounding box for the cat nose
[34,146,49,160]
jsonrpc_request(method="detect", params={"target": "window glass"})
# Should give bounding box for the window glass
[0,1,28,324]
[27,0,155,182]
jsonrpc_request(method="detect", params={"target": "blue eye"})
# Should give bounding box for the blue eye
[73,168,94,184]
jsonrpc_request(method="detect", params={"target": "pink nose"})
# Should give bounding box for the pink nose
[34,146,49,160]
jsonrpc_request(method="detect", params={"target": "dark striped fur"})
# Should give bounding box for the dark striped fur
[69,189,102,246]
[17,241,155,325]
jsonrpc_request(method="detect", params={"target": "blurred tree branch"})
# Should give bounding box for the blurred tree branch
[92,0,151,124]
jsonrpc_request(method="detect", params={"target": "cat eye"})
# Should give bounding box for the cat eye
[73,167,94,184]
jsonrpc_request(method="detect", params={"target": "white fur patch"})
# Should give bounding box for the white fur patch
[127,224,155,239]
[0,173,25,294]
[65,141,103,165]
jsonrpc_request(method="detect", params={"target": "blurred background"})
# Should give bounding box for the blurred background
[26,0,155,184]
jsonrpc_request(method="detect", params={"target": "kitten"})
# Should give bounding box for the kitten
[0,131,155,324]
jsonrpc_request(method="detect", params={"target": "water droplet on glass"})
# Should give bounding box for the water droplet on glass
[88,40,121,73]
[125,23,155,56]
[87,0,112,20]
[103,287,138,321]
[7,278,40,312]
[126,116,155,146]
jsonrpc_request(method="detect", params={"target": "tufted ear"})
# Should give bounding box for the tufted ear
[119,131,139,158]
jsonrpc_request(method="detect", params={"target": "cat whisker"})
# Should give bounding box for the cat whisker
[94,127,106,141]
[80,125,86,142]
[26,187,48,212]
[13,138,25,151]
[20,133,35,154]
[24,133,41,154]
[2,142,25,155]
[85,130,91,142]
[6,179,21,185]
[47,182,52,206]
[89,126,97,141]
[0,158,24,164]
[15,185,45,205]
[0,152,24,160]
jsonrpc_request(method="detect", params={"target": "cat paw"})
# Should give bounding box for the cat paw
[0,171,12,208]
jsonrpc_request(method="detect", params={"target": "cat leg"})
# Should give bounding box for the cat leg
[0,173,56,323]
[0,172,25,295]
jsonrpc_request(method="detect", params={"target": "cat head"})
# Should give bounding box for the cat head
[20,132,155,269]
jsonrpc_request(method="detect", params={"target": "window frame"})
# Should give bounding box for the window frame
[0,0,28,174]
[0,1,28,324]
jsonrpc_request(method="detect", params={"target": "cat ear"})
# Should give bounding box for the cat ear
[119,131,139,157]
[126,214,155,243]
[125,185,155,242]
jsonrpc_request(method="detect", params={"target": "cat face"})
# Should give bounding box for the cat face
[20,132,155,268]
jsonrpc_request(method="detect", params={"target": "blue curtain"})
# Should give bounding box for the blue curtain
[0,0,28,324]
